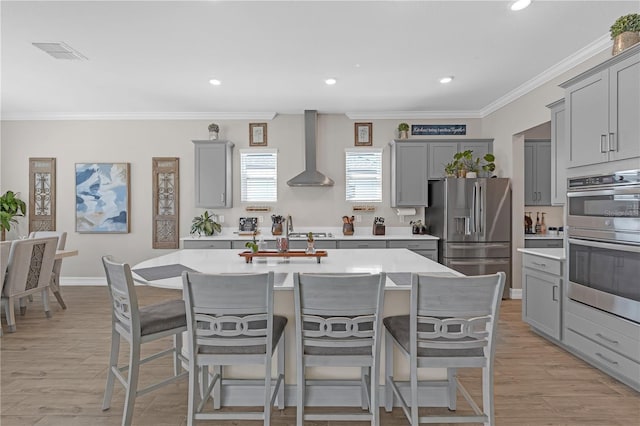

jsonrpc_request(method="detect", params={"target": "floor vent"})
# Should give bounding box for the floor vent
[32,42,88,60]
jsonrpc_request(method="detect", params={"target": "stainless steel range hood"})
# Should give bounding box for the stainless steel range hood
[287,110,334,187]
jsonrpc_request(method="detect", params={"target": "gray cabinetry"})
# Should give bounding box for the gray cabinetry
[428,140,493,180]
[193,140,234,208]
[522,253,562,340]
[184,240,232,249]
[289,240,337,250]
[524,239,563,249]
[524,140,551,206]
[562,46,640,169]
[337,240,387,249]
[390,141,428,207]
[547,99,566,206]
[387,240,438,261]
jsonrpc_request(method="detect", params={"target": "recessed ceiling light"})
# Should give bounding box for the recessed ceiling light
[325,78,337,85]
[510,0,531,11]
[439,76,454,84]
[209,79,221,86]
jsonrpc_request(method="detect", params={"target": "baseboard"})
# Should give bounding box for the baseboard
[510,288,522,299]
[60,277,106,286]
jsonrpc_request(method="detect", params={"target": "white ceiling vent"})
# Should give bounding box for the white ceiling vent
[32,42,87,60]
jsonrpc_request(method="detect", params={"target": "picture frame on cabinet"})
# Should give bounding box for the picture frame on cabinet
[354,122,372,146]
[249,123,268,146]
[75,162,130,233]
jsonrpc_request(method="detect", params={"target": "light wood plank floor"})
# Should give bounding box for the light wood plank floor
[1,286,638,425]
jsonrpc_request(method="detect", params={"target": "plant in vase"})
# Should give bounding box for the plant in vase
[0,190,26,241]
[398,122,410,139]
[610,13,640,55]
[208,123,219,140]
[306,232,315,254]
[245,231,259,253]
[190,210,221,237]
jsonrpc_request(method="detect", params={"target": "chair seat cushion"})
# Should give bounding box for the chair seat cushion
[139,299,187,336]
[304,339,372,356]
[383,315,484,358]
[198,315,287,355]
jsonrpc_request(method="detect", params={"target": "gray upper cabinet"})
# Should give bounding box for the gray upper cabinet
[547,99,566,206]
[562,46,640,168]
[428,140,493,179]
[193,140,234,208]
[524,140,551,206]
[390,141,429,207]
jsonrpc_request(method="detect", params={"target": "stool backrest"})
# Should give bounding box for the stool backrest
[102,256,140,338]
[3,237,58,297]
[182,272,275,351]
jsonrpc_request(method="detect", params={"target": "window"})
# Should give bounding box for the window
[240,149,277,202]
[345,148,382,202]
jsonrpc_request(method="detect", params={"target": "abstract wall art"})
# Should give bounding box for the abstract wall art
[75,162,130,233]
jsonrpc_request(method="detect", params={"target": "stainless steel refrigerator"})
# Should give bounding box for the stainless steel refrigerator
[426,178,512,298]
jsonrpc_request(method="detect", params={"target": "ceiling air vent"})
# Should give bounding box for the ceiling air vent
[32,42,88,60]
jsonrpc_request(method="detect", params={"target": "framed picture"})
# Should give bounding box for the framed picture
[249,123,268,146]
[75,162,130,233]
[354,122,372,146]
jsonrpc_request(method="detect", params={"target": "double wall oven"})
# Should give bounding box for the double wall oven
[567,170,640,324]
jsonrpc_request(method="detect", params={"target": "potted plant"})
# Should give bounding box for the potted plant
[453,150,474,177]
[208,123,219,140]
[610,13,640,55]
[0,190,27,241]
[245,231,259,253]
[398,123,410,139]
[190,210,221,237]
[448,151,496,178]
[481,153,496,177]
[306,232,315,254]
[444,161,457,177]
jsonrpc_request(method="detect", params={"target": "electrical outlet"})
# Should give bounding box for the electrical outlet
[218,215,225,223]
[258,216,264,223]
[355,215,362,223]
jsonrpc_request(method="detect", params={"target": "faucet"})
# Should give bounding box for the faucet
[287,215,293,233]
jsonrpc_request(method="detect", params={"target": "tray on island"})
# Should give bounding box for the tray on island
[239,250,327,264]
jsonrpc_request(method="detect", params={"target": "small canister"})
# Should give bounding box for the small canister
[548,227,558,236]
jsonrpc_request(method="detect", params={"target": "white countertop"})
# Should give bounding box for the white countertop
[517,247,566,260]
[524,234,564,240]
[132,248,459,290]
[182,226,439,241]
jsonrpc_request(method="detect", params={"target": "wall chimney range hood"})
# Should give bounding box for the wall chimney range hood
[287,110,334,187]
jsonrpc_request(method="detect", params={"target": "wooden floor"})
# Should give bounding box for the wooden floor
[1,286,638,426]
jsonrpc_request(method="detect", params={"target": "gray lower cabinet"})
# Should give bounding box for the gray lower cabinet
[387,240,438,261]
[524,140,551,206]
[193,140,234,208]
[337,240,387,249]
[547,99,566,206]
[183,240,232,249]
[564,299,640,391]
[524,239,563,248]
[522,254,562,340]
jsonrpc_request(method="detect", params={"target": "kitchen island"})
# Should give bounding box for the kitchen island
[131,248,461,407]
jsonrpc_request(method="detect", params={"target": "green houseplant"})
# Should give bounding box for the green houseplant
[610,13,640,55]
[190,210,221,237]
[208,123,220,140]
[398,123,410,139]
[0,190,27,240]
[447,151,496,178]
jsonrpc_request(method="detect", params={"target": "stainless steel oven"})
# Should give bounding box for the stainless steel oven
[567,170,640,323]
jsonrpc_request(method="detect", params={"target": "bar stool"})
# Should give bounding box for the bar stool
[293,272,386,426]
[383,272,505,426]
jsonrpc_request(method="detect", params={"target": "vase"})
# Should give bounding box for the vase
[613,32,640,56]
[209,130,219,140]
[306,241,315,254]
[399,130,409,139]
[272,223,283,235]
[466,171,477,178]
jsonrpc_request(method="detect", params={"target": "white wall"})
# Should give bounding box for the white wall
[0,115,482,276]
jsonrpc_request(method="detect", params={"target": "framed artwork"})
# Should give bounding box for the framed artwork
[152,157,179,249]
[249,123,268,146]
[75,162,130,233]
[354,122,372,146]
[29,157,56,232]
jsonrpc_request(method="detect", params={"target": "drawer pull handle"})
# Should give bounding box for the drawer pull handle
[595,352,619,366]
[595,333,619,345]
[531,262,546,268]
[552,285,558,302]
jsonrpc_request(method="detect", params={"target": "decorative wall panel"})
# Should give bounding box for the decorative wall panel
[29,158,56,232]
[152,158,179,249]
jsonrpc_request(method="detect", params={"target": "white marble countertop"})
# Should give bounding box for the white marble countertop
[132,248,459,290]
[524,234,564,240]
[182,226,439,241]
[517,247,566,260]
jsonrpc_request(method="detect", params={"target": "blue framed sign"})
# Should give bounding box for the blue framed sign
[411,124,466,136]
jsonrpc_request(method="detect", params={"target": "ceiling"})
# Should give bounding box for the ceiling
[2,1,639,119]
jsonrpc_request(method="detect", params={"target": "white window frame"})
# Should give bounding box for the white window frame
[345,148,383,203]
[240,148,278,203]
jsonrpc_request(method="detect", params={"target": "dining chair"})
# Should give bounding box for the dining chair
[292,272,386,426]
[1,236,58,333]
[29,231,68,309]
[383,272,505,426]
[181,271,286,426]
[101,256,188,426]
[0,241,12,336]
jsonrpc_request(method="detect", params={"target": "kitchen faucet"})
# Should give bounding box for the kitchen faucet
[287,215,293,233]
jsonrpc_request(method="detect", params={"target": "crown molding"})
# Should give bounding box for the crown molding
[479,33,612,117]
[345,111,482,120]
[1,111,278,121]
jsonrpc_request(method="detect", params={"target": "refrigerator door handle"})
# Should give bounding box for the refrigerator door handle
[478,182,484,234]
[471,183,477,233]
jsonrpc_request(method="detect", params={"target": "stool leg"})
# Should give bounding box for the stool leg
[187,358,198,426]
[277,335,285,410]
[5,298,17,333]
[384,331,393,412]
[173,333,183,376]
[296,358,305,426]
[447,368,457,410]
[410,355,418,426]
[212,366,221,410]
[482,365,494,426]
[102,327,121,410]
[263,354,273,426]
[122,341,141,426]
[42,289,52,318]
[361,367,369,410]
[19,297,27,316]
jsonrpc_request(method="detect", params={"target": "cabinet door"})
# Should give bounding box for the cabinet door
[522,268,561,340]
[394,144,428,206]
[609,52,640,162]
[524,142,536,205]
[550,102,566,206]
[536,142,552,206]
[194,141,233,208]
[566,72,609,168]
[428,143,457,179]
